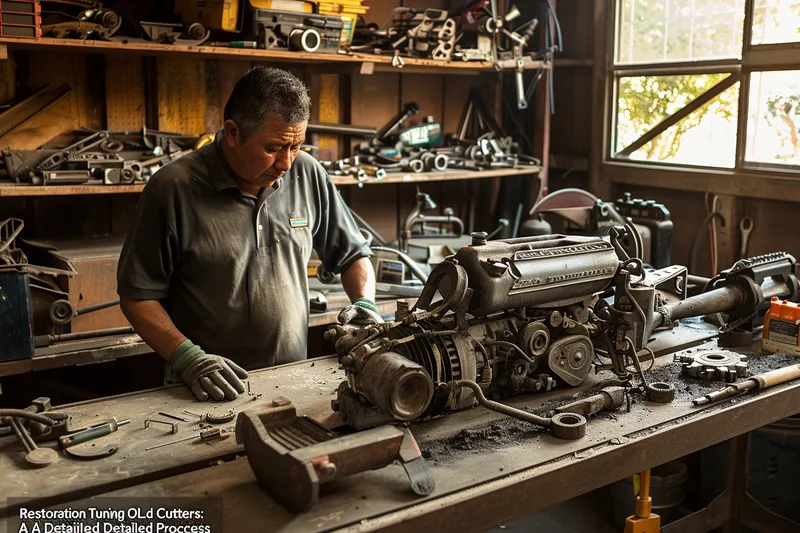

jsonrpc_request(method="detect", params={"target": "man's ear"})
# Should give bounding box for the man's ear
[222,119,240,147]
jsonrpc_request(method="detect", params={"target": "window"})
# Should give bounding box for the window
[610,1,800,173]
[616,74,739,167]
[746,70,800,166]
[617,0,746,64]
[752,1,800,44]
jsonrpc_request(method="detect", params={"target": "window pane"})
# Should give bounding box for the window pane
[615,74,740,167]
[752,1,800,44]
[745,70,800,167]
[616,0,745,64]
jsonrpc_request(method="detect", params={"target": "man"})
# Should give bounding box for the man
[117,67,381,402]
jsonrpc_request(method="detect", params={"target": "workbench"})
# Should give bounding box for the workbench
[1,321,799,533]
[0,288,408,380]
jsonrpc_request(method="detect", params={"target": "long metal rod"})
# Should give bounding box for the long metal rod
[306,122,377,137]
[456,380,552,427]
[34,327,136,348]
[616,73,741,157]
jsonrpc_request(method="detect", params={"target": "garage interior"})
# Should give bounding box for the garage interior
[0,0,799,531]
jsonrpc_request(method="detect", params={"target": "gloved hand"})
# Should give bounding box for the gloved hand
[337,297,384,326]
[169,340,248,401]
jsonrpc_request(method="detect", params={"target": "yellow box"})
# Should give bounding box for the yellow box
[174,0,240,32]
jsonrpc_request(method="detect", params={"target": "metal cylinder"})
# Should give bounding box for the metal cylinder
[662,286,744,324]
[289,28,321,53]
[355,352,434,421]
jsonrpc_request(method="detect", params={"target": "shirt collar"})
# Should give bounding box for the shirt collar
[209,130,284,197]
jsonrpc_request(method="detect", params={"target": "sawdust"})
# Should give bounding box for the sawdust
[420,351,799,464]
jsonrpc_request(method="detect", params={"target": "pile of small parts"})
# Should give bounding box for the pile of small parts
[0,129,198,186]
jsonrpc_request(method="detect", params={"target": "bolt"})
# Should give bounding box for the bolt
[319,460,337,477]
[471,232,488,246]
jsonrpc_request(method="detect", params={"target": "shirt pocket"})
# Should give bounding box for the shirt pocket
[275,213,313,263]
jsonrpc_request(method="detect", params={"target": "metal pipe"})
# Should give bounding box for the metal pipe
[34,326,136,348]
[658,286,744,327]
[306,122,377,137]
[76,299,120,316]
[456,379,552,427]
[371,246,428,284]
[0,409,59,426]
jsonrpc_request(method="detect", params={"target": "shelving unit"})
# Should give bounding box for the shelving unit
[0,0,551,244]
[0,36,548,74]
[0,167,540,196]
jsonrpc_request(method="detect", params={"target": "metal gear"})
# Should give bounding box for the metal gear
[675,349,748,382]
[204,409,236,424]
[645,382,675,403]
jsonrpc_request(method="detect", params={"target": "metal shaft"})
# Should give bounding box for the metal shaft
[145,427,221,451]
[60,418,130,448]
[692,364,800,406]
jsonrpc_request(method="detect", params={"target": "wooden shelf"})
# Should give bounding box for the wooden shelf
[0,183,145,197]
[330,166,540,185]
[0,168,540,196]
[0,37,547,74]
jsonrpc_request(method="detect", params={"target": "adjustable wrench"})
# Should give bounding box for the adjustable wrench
[739,217,754,259]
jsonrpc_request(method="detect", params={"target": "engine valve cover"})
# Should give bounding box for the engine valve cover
[675,350,748,382]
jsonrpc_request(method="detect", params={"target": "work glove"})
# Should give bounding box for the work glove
[169,340,248,402]
[338,297,384,327]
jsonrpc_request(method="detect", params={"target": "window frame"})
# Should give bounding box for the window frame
[597,0,800,201]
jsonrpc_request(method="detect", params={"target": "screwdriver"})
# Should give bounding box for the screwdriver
[59,418,131,449]
[145,428,226,451]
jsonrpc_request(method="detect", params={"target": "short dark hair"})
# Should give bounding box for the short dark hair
[224,67,311,140]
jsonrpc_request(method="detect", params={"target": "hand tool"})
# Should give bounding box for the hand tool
[739,217,754,259]
[692,364,800,406]
[145,427,226,451]
[143,419,178,434]
[59,418,131,448]
[237,398,435,514]
[555,386,626,416]
[158,411,191,422]
[9,418,59,468]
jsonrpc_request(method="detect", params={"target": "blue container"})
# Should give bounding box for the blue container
[0,270,34,361]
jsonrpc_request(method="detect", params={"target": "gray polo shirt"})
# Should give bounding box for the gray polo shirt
[117,134,370,369]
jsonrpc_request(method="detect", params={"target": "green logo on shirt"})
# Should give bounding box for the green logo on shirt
[290,217,309,228]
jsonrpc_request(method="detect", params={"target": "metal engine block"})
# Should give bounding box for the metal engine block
[326,233,799,439]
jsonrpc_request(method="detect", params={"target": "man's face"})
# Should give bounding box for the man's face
[222,117,307,189]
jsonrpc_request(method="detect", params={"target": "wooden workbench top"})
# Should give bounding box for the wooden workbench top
[0,321,721,519]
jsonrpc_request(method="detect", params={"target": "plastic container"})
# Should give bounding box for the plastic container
[762,297,800,355]
[609,460,688,527]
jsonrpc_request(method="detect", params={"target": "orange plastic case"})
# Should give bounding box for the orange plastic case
[762,297,800,355]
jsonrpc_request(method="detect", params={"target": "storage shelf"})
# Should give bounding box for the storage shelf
[0,37,547,73]
[330,166,540,186]
[0,168,539,196]
[0,183,145,196]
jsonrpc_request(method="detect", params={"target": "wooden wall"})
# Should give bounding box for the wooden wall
[0,0,506,247]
